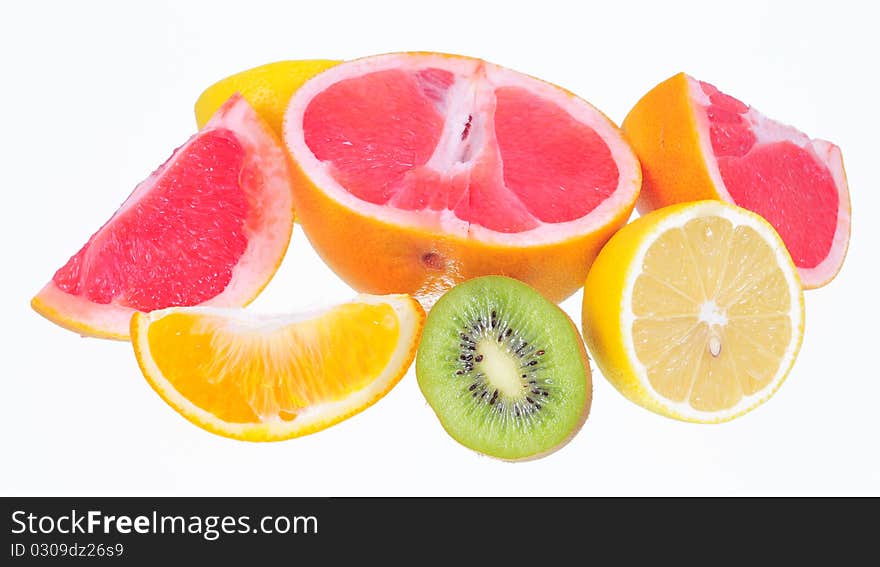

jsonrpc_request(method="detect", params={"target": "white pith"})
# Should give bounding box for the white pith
[421,74,491,173]
[133,295,422,439]
[620,202,804,422]
[687,76,851,286]
[283,53,641,246]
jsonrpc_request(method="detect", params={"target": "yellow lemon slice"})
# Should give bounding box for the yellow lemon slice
[582,201,804,422]
[195,59,340,137]
[132,295,424,440]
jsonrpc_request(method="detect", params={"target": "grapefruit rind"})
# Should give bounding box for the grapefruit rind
[32,283,134,340]
[131,295,425,441]
[583,201,805,423]
[32,95,295,340]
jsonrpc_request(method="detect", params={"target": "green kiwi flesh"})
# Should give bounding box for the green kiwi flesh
[416,276,591,460]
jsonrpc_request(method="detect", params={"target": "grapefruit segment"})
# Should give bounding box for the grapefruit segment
[623,72,850,288]
[284,52,641,304]
[494,85,620,224]
[33,95,295,339]
[52,129,250,311]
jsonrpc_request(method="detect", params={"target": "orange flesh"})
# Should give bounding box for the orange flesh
[146,304,401,423]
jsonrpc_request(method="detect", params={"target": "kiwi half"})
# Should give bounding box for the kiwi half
[416,276,591,460]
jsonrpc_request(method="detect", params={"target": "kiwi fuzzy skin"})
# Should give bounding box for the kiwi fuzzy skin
[416,276,592,462]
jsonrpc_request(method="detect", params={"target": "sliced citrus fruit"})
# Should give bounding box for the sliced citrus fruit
[582,201,804,423]
[131,295,424,441]
[32,95,295,340]
[623,72,850,288]
[195,59,340,138]
[283,52,641,306]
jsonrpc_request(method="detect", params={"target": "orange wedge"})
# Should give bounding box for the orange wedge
[131,295,424,441]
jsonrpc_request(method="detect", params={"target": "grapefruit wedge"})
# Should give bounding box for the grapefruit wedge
[623,73,850,288]
[32,95,295,340]
[283,52,641,305]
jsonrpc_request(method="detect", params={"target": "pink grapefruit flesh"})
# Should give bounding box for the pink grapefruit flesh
[33,95,295,339]
[302,69,621,234]
[691,77,850,287]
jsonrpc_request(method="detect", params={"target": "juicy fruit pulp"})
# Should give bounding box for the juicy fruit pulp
[284,52,641,304]
[132,295,425,441]
[582,201,804,422]
[417,276,591,460]
[623,72,849,288]
[32,95,295,339]
[53,130,249,311]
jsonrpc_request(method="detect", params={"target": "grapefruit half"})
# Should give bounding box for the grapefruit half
[623,73,850,288]
[283,52,641,305]
[32,95,295,340]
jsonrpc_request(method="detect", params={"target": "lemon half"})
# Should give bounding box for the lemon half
[582,201,804,423]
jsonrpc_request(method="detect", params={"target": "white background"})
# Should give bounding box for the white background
[2,0,877,496]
